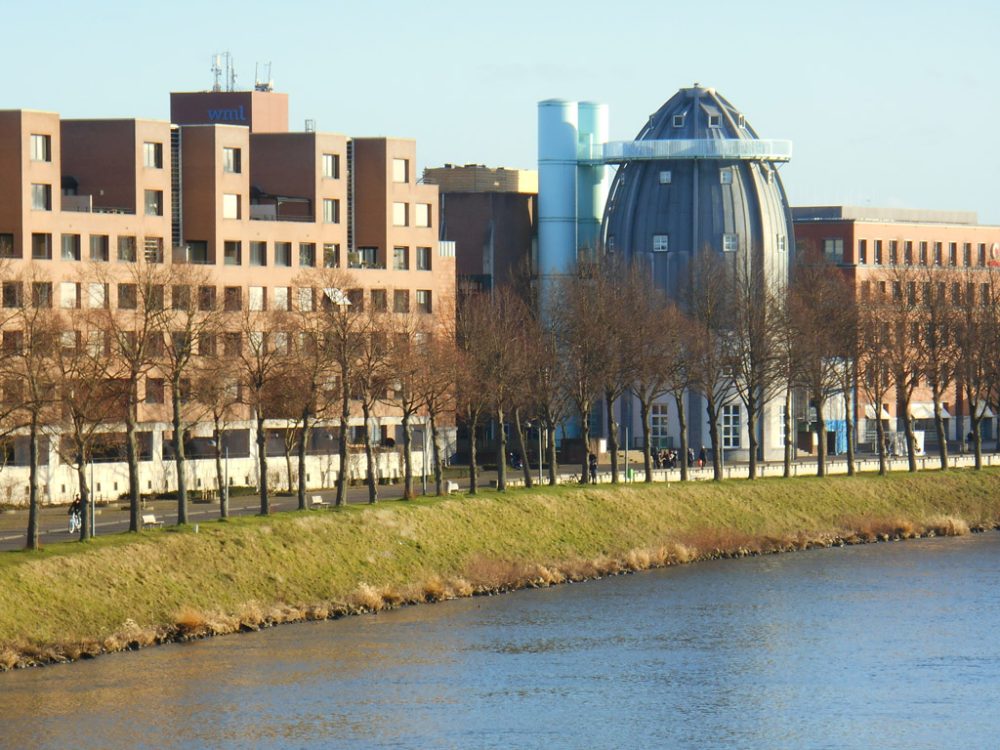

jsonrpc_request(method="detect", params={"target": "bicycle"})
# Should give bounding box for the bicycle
[68,510,82,534]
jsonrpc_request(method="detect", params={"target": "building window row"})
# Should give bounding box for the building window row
[392,201,433,228]
[855,238,991,268]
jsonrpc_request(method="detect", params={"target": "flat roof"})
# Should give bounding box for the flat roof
[792,205,979,226]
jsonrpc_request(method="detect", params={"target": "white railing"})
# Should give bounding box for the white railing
[582,138,793,163]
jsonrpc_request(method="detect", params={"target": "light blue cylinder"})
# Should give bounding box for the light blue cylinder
[538,99,579,302]
[576,101,610,253]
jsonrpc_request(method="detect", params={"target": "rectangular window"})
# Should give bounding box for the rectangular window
[0,233,16,259]
[89,234,109,262]
[919,241,928,265]
[888,240,898,265]
[117,283,137,310]
[275,242,292,267]
[273,287,290,311]
[978,243,987,266]
[298,288,314,312]
[144,237,164,263]
[777,235,787,252]
[652,234,669,253]
[118,235,137,262]
[659,170,672,184]
[873,240,883,265]
[392,158,409,183]
[722,404,741,449]
[144,189,163,216]
[185,240,209,264]
[198,285,216,311]
[904,240,913,265]
[857,239,867,264]
[61,282,80,310]
[323,243,339,268]
[2,282,22,309]
[223,333,241,358]
[323,198,340,223]
[31,233,52,259]
[143,142,163,168]
[651,403,670,448]
[172,285,191,311]
[31,183,51,211]
[299,242,316,267]
[393,246,409,270]
[250,241,267,266]
[198,333,216,357]
[223,240,241,266]
[823,238,844,264]
[392,202,408,226]
[222,193,241,220]
[963,242,972,267]
[322,153,340,179]
[722,234,738,252]
[393,289,409,313]
[145,378,164,405]
[346,289,364,311]
[224,287,242,312]
[32,282,52,308]
[416,289,432,314]
[371,288,387,312]
[708,114,721,127]
[720,169,733,185]
[933,242,942,265]
[414,203,431,228]
[416,246,432,271]
[223,147,241,174]
[30,134,51,162]
[249,286,266,311]
[61,234,81,261]
[948,242,957,266]
[672,114,685,127]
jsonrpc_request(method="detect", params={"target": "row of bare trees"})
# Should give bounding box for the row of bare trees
[0,261,455,549]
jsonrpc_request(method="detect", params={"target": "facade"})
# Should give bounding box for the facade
[0,89,455,505]
[423,164,537,295]
[793,205,1000,451]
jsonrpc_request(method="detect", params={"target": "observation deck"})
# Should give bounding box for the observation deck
[579,138,792,164]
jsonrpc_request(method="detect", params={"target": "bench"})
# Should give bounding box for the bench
[310,494,327,508]
[445,480,460,494]
[141,513,164,529]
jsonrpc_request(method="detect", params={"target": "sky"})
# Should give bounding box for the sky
[4,0,999,222]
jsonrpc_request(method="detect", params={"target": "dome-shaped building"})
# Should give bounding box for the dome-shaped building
[601,85,793,300]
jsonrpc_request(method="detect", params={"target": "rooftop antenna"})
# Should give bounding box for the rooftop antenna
[211,51,237,92]
[211,54,223,92]
[254,62,274,92]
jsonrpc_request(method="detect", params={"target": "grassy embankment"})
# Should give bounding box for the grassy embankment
[2,469,1000,669]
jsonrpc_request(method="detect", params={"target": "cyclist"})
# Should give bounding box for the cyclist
[68,495,82,534]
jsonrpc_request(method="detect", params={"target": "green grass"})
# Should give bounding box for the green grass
[2,469,1000,668]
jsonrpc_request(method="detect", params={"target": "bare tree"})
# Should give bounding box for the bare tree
[351,305,393,504]
[879,268,923,472]
[415,332,457,495]
[385,313,430,499]
[190,353,241,518]
[956,266,999,468]
[857,286,896,475]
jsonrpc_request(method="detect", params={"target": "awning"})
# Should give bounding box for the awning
[864,404,891,420]
[909,403,951,420]
[974,401,995,418]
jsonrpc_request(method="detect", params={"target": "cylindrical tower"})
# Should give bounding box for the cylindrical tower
[537,99,579,311]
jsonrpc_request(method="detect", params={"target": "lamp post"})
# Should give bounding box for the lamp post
[537,421,543,486]
[90,456,95,538]
[420,424,428,495]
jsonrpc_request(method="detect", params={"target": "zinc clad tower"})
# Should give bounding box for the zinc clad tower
[601,85,794,460]
[601,85,793,301]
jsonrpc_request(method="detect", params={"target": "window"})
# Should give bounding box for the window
[30,134,51,162]
[31,184,51,211]
[393,289,409,313]
[145,378,164,405]
[144,190,163,216]
[904,241,913,265]
[323,243,339,268]
[873,240,883,265]
[392,158,409,183]
[186,240,209,264]
[720,169,733,185]
[963,243,972,267]
[144,237,164,263]
[298,288,314,312]
[118,235,137,262]
[2,282,22,309]
[322,153,340,179]
[737,113,746,128]
[222,193,241,220]
[652,234,669,253]
[224,287,242,312]
[708,114,721,127]
[249,286,266,311]
[948,242,957,266]
[722,234,738,252]
[117,284,137,310]
[857,239,867,264]
[172,285,191,311]
[223,241,241,266]
[90,234,109,262]
[275,242,292,267]
[978,243,987,266]
[250,241,267,266]
[672,114,685,127]
[392,202,408,226]
[371,289,387,312]
[223,147,241,174]
[823,238,844,263]
[61,331,80,355]
[323,198,340,223]
[722,404,741,449]
[414,203,431,228]
[889,240,898,265]
[299,242,316,267]
[60,282,81,309]
[198,285,216,311]
[651,403,670,447]
[416,289,432,314]
[416,246,432,271]
[61,234,81,261]
[3,332,23,353]
[143,142,163,169]
[919,241,928,265]
[659,170,672,184]
[273,287,290,311]
[32,282,52,308]
[393,246,409,270]
[87,282,107,309]
[777,235,787,252]
[198,333,217,357]
[0,233,16,259]
[31,233,52,259]
[346,289,364,310]
[348,247,378,269]
[933,242,943,265]
[148,285,164,311]
[223,333,241,358]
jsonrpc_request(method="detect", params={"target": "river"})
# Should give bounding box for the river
[3,532,999,749]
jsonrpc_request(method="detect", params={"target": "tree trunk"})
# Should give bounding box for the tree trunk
[675,392,689,482]
[496,406,507,492]
[402,410,414,499]
[606,389,619,484]
[297,411,311,510]
[125,397,141,533]
[76,457,91,541]
[468,414,479,495]
[875,413,887,476]
[815,397,827,478]
[335,386,350,507]
[283,438,294,495]
[639,398,653,483]
[26,414,40,550]
[545,416,558,486]
[973,420,983,470]
[172,377,188,525]
[256,411,270,514]
[846,367,857,476]
[512,406,532,488]
[706,397,722,481]
[213,421,228,519]
[579,399,591,483]
[932,393,949,470]
[783,385,793,478]
[904,411,918,472]
[746,397,758,481]
[430,412,443,495]
[362,402,378,504]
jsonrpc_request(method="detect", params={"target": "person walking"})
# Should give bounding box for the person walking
[698,445,707,468]
[588,453,598,483]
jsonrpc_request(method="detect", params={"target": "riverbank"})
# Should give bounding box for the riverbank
[3,470,1000,670]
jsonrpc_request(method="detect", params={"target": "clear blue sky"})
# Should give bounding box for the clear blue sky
[5,0,998,222]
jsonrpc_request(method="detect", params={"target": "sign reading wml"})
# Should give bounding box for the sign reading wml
[207,106,248,123]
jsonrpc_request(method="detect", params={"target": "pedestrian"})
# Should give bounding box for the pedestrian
[687,447,695,468]
[698,445,707,468]
[588,453,598,483]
